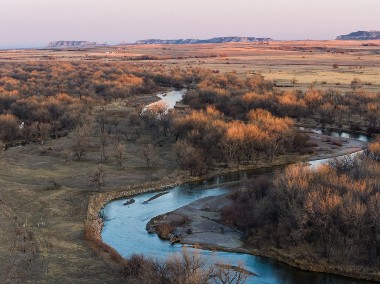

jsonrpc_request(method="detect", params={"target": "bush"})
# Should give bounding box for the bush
[156,222,174,239]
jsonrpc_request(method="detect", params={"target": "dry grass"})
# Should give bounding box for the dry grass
[0,97,180,283]
[2,40,380,92]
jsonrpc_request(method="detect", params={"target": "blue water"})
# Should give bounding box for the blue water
[101,182,374,284]
[101,129,374,284]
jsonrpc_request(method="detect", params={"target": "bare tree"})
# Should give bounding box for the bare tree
[137,140,156,168]
[308,80,318,90]
[95,104,109,134]
[99,132,108,162]
[114,143,126,169]
[88,165,106,188]
[175,140,206,176]
[71,125,91,161]
[124,248,250,284]
[212,263,250,284]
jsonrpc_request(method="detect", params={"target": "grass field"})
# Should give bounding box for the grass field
[0,96,181,283]
[0,40,379,282]
[2,40,380,92]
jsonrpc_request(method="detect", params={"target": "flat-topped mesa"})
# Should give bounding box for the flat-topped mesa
[134,36,272,45]
[336,30,380,40]
[46,41,102,48]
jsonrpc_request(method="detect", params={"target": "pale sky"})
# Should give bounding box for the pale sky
[0,0,379,48]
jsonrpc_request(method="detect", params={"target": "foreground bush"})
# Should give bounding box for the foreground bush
[124,249,250,284]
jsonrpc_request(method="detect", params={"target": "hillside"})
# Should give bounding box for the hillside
[337,30,380,40]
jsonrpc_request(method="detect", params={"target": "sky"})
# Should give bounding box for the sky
[0,0,379,48]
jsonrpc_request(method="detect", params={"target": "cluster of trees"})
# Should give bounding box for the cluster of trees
[69,116,157,171]
[0,62,210,144]
[183,72,380,134]
[172,106,301,175]
[222,151,380,266]
[123,249,250,284]
[0,94,88,142]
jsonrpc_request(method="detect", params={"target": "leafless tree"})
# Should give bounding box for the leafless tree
[114,143,126,169]
[137,140,156,168]
[88,165,106,188]
[95,104,109,134]
[124,248,251,284]
[71,125,91,161]
[212,263,250,284]
[99,132,108,162]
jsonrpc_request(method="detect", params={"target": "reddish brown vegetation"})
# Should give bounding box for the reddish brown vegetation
[182,72,380,134]
[222,152,380,273]
[0,62,208,144]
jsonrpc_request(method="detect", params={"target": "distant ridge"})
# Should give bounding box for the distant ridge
[337,31,380,40]
[47,41,106,48]
[133,36,272,45]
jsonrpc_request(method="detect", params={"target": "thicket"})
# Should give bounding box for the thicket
[182,73,380,134]
[172,107,299,175]
[0,61,206,143]
[123,249,250,284]
[222,150,380,267]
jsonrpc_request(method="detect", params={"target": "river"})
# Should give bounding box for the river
[101,140,373,283]
[101,91,374,283]
[143,89,186,112]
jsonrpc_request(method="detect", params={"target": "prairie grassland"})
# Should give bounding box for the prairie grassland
[2,40,380,92]
[110,40,380,91]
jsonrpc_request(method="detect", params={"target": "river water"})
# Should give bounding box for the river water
[101,146,374,283]
[102,92,374,283]
[298,127,370,143]
[143,89,186,112]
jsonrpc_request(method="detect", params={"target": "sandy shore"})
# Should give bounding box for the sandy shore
[305,130,366,160]
[147,194,243,248]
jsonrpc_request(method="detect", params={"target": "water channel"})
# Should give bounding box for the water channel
[101,90,374,284]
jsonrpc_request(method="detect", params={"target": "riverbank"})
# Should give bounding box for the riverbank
[146,191,380,282]
[144,135,380,282]
[85,131,369,279]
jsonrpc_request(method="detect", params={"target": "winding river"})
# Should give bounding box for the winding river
[101,90,374,284]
